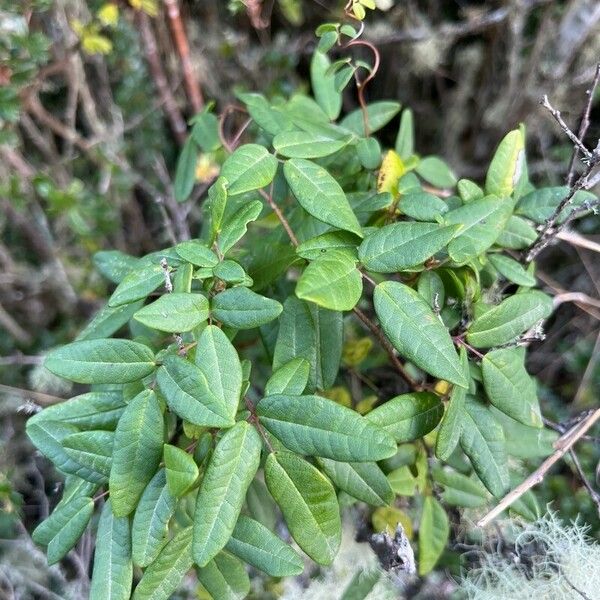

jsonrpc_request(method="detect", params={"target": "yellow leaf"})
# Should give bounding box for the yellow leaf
[434,379,451,395]
[356,394,378,415]
[372,506,413,540]
[195,154,219,183]
[97,3,119,27]
[377,150,405,196]
[130,0,159,17]
[352,3,366,20]
[322,386,352,408]
[183,421,206,440]
[342,337,373,366]
[82,33,113,55]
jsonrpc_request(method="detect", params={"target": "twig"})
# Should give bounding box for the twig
[0,383,66,407]
[0,302,32,345]
[163,0,204,113]
[245,397,274,452]
[568,449,600,517]
[258,187,299,247]
[556,229,600,254]
[477,407,600,527]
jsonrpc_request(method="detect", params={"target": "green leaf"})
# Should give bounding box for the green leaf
[132,469,177,567]
[191,110,220,152]
[174,136,198,202]
[467,290,553,348]
[218,199,263,254]
[395,108,414,159]
[90,500,133,600]
[515,186,596,224]
[211,286,283,329]
[108,263,165,307]
[492,408,557,459]
[213,259,247,284]
[296,250,362,311]
[109,390,164,517]
[374,281,467,387]
[284,158,362,237]
[221,144,277,196]
[273,297,342,393]
[435,348,468,460]
[316,458,394,506]
[340,101,401,136]
[445,195,513,263]
[157,356,236,428]
[485,129,525,198]
[264,358,310,396]
[387,466,417,496]
[175,240,219,267]
[246,478,278,531]
[207,178,229,243]
[273,130,350,158]
[225,515,304,576]
[460,399,509,496]
[488,254,536,287]
[132,527,193,600]
[196,551,250,600]
[416,156,457,188]
[62,430,114,477]
[237,92,292,136]
[264,452,341,565]
[192,421,262,567]
[164,444,199,497]
[257,394,396,461]
[496,215,537,249]
[77,300,144,341]
[358,222,458,273]
[366,392,443,443]
[310,50,342,120]
[32,496,93,564]
[94,250,139,284]
[399,191,449,221]
[482,348,542,427]
[418,497,449,575]
[432,467,487,508]
[44,339,155,384]
[356,137,382,169]
[28,390,125,430]
[417,270,445,310]
[457,179,484,203]
[134,293,209,332]
[296,231,360,261]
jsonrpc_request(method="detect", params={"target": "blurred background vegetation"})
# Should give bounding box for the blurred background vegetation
[0,0,599,598]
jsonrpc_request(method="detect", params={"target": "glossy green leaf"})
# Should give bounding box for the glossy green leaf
[482,348,542,427]
[283,158,362,237]
[366,392,443,443]
[416,156,457,188]
[273,130,350,158]
[358,222,458,273]
[273,297,342,393]
[296,231,360,261]
[466,290,553,348]
[157,356,236,428]
[221,144,277,196]
[445,195,512,263]
[207,177,229,243]
[62,430,114,477]
[225,515,304,576]
[94,250,139,284]
[28,391,125,430]
[264,358,310,396]
[488,254,536,287]
[418,497,449,575]
[174,137,198,202]
[485,129,525,198]
[340,101,401,136]
[77,300,144,341]
[132,527,193,600]
[395,108,414,159]
[317,458,394,506]
[310,50,342,120]
[218,199,263,254]
[32,495,94,564]
[90,500,133,600]
[196,551,250,600]
[132,469,177,567]
[175,241,219,267]
[164,444,199,497]
[44,339,155,384]
[109,390,164,517]
[257,394,396,461]
[515,186,596,224]
[399,191,449,221]
[265,452,341,565]
[108,263,165,307]
[134,293,209,332]
[213,259,247,284]
[212,286,283,329]
[296,250,362,311]
[432,467,487,508]
[192,422,262,567]
[374,281,467,387]
[460,399,509,497]
[435,348,468,460]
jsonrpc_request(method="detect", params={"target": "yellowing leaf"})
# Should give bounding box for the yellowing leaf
[356,395,378,415]
[377,150,405,196]
[195,154,219,183]
[82,33,113,55]
[97,3,119,27]
[322,386,352,408]
[371,506,413,539]
[434,380,451,395]
[129,0,159,17]
[342,337,373,366]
